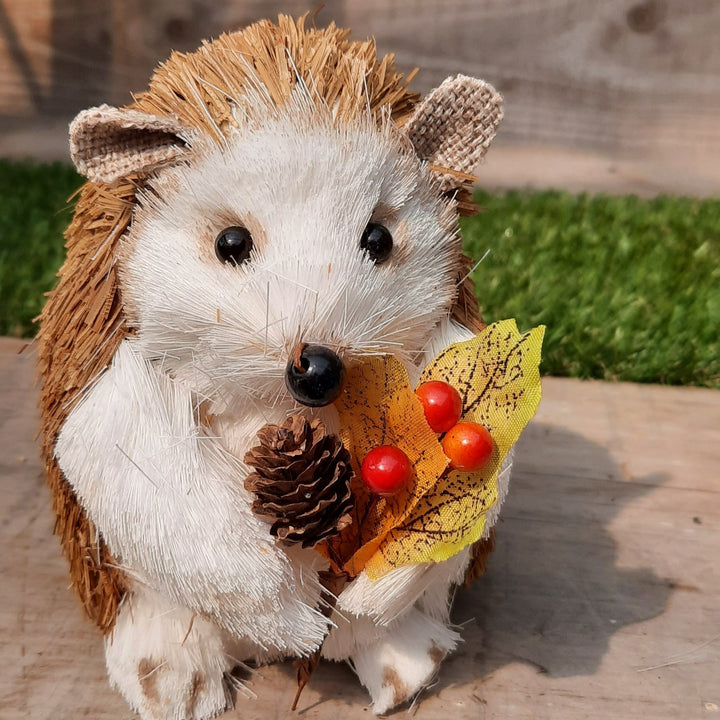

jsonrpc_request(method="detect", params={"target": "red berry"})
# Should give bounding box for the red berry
[415,380,463,433]
[442,422,494,471]
[361,445,412,497]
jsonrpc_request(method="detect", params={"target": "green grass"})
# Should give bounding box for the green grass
[463,190,720,388]
[0,161,718,387]
[0,161,82,336]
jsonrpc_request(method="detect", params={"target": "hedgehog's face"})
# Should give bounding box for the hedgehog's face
[119,103,460,407]
[69,76,502,410]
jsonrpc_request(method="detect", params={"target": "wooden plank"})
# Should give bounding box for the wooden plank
[4,117,720,198]
[344,0,720,159]
[4,0,720,156]
[475,144,720,198]
[0,0,113,116]
[46,0,114,114]
[0,0,51,114]
[1,336,718,718]
[3,1,720,193]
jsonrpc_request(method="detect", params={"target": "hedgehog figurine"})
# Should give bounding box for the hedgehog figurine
[36,14,522,720]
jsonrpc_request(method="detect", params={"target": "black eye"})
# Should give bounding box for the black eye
[215,226,253,266]
[360,223,393,265]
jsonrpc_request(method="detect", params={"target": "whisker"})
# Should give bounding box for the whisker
[138,660,168,682]
[263,267,319,297]
[264,281,270,357]
[196,76,243,108]
[186,80,227,146]
[456,248,491,287]
[114,443,158,488]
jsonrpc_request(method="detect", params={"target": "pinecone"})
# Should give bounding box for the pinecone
[244,415,354,548]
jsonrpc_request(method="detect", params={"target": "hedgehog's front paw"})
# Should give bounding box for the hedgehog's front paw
[350,608,460,714]
[105,586,236,720]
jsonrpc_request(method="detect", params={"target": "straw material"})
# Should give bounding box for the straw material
[463,529,496,587]
[37,14,484,633]
[37,181,134,631]
[133,14,419,140]
[452,253,486,333]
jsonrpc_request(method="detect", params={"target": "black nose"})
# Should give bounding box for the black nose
[285,344,345,407]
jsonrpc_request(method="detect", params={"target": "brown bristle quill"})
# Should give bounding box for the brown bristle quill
[463,529,497,587]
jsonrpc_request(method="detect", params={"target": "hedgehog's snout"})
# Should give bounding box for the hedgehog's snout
[285,343,345,407]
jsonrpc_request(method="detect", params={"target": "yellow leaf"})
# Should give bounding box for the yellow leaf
[364,320,545,578]
[320,356,449,575]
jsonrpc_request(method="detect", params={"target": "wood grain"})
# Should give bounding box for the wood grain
[0,0,113,115]
[2,336,718,719]
[0,0,51,114]
[2,1,720,191]
[345,0,720,158]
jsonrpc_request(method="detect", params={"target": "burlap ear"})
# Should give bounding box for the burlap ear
[69,104,191,184]
[404,75,503,191]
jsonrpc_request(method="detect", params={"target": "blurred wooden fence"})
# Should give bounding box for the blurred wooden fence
[1,0,719,194]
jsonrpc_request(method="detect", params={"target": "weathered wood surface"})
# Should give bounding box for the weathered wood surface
[0,0,50,115]
[350,0,720,155]
[1,1,720,194]
[1,336,718,719]
[0,0,113,115]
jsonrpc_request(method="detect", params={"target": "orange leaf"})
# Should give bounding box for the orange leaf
[319,356,448,575]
